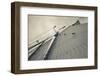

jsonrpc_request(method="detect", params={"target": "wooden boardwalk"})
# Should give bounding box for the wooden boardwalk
[28,23,88,60]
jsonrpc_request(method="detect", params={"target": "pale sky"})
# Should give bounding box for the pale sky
[28,15,87,45]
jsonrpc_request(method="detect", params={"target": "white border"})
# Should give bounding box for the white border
[20,6,95,70]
